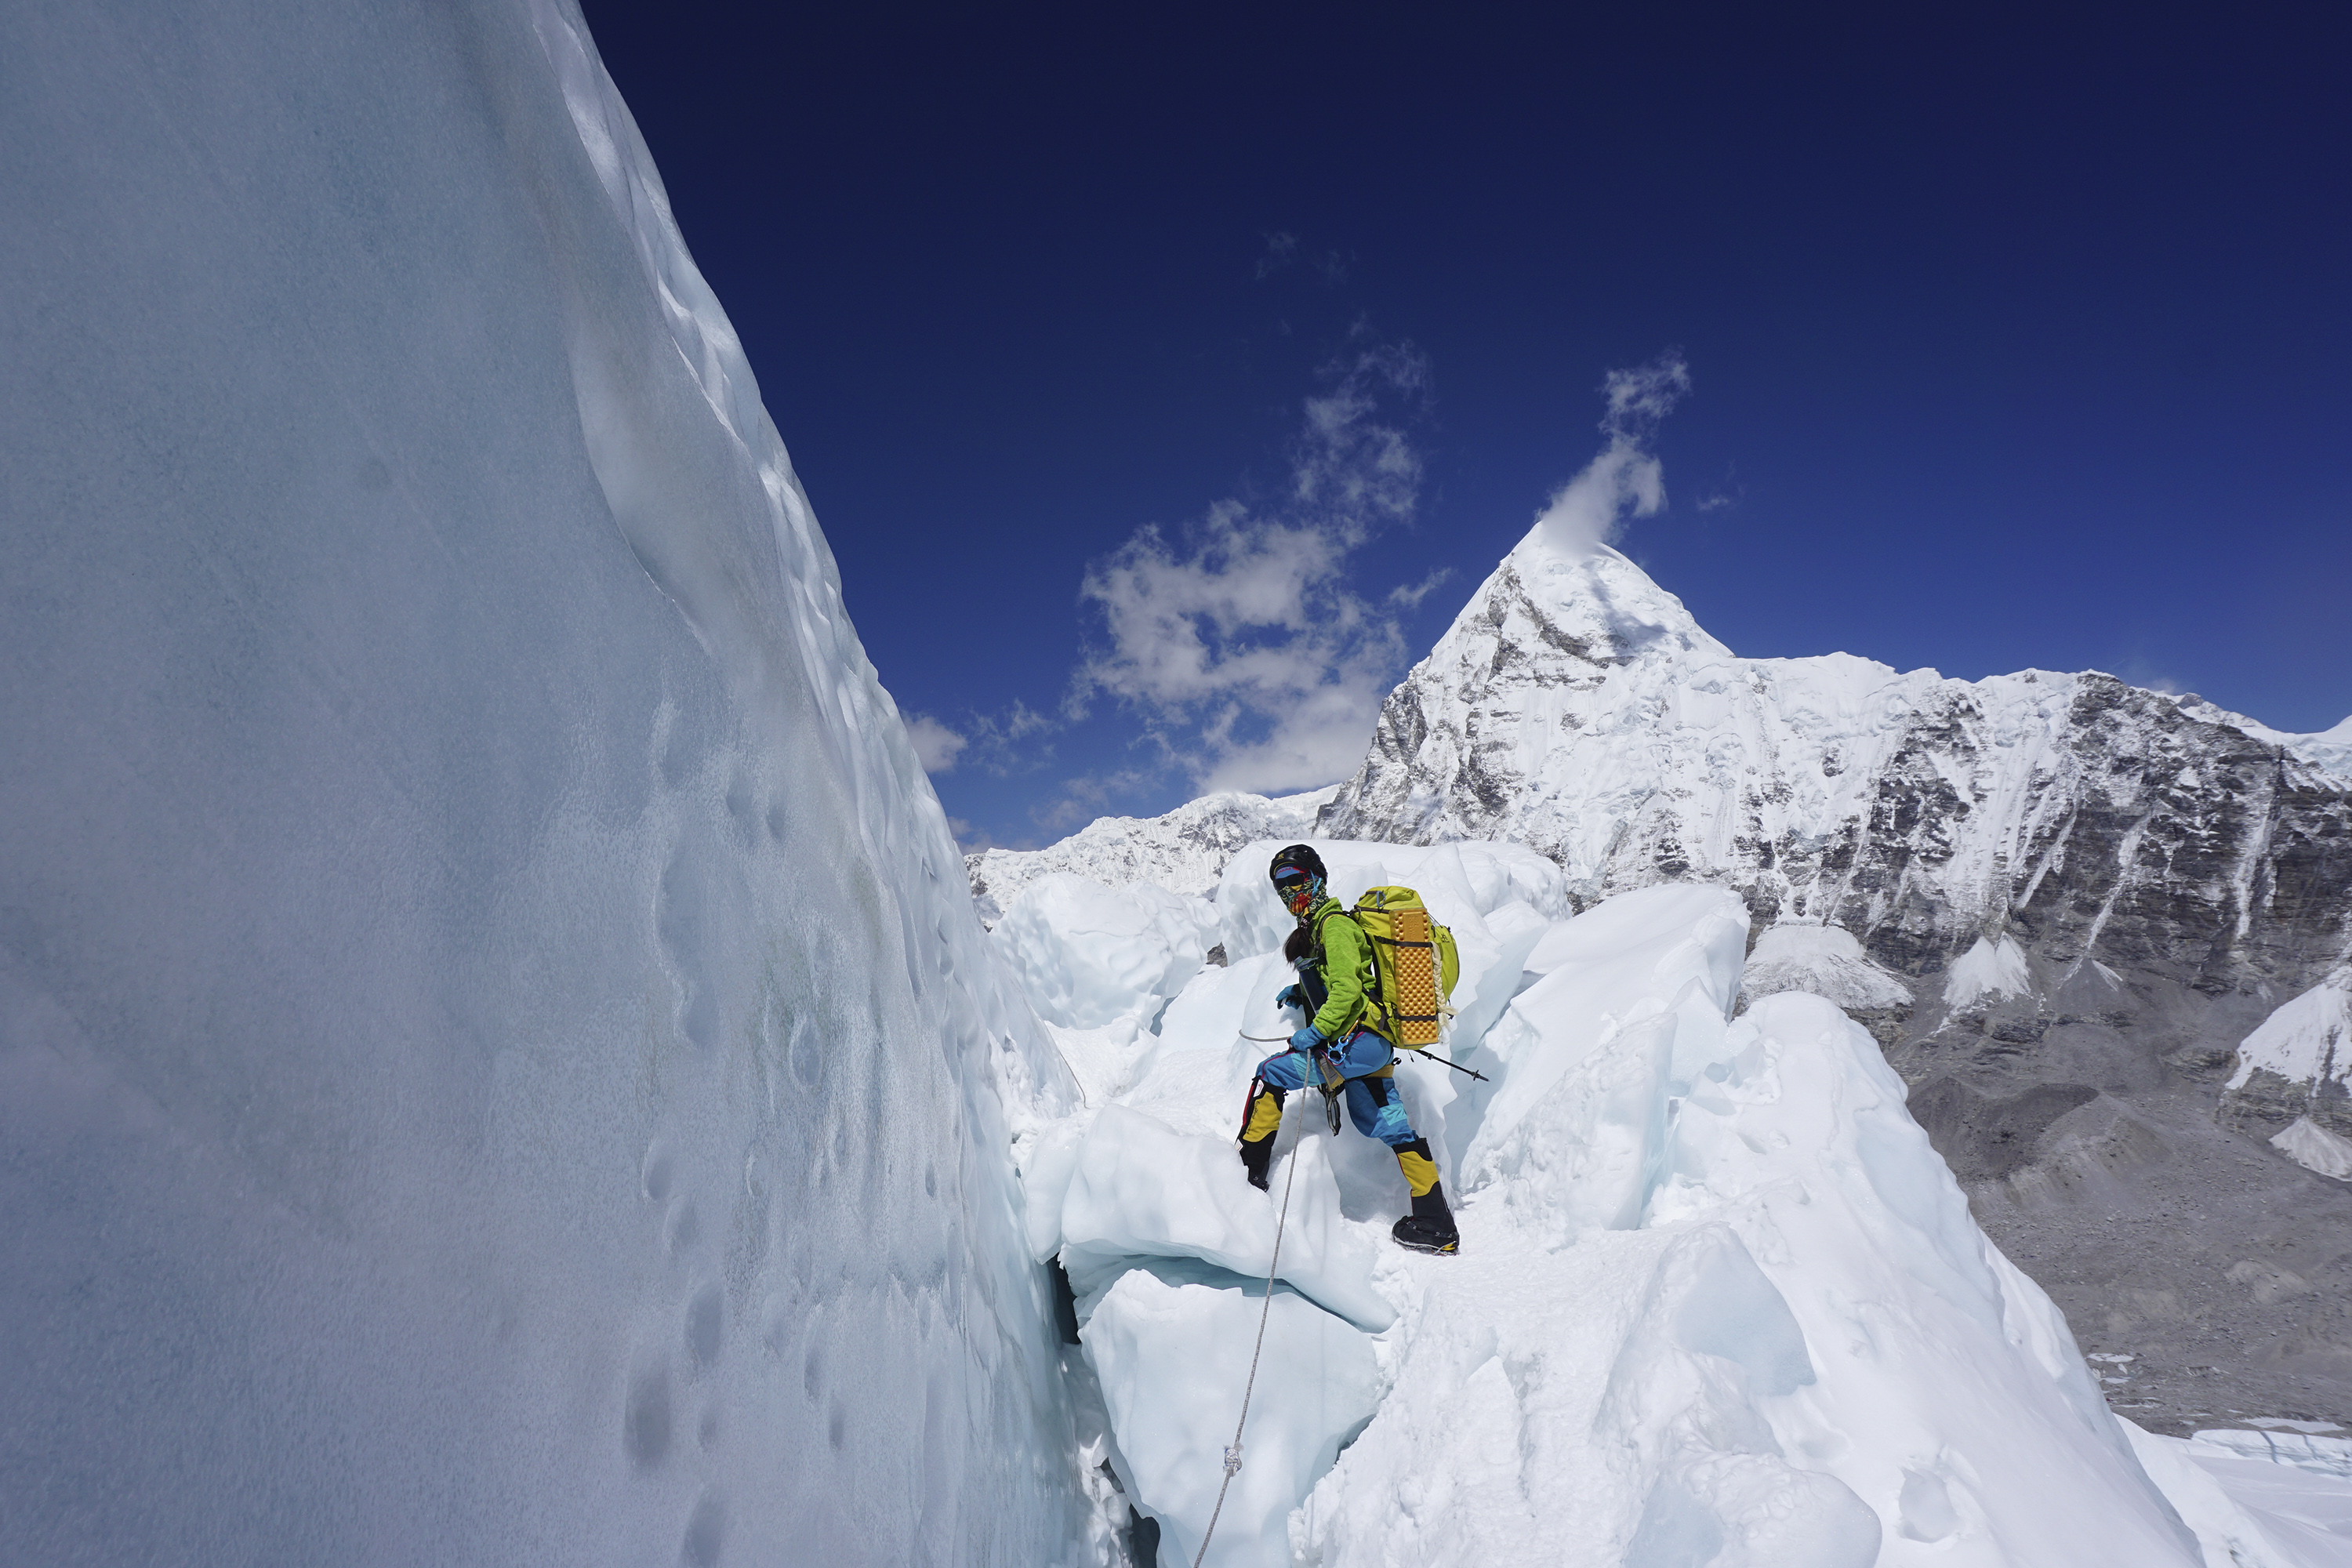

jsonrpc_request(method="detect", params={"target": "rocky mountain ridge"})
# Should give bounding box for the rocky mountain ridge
[1319,530,2352,1024]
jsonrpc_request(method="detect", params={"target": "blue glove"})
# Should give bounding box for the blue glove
[1289,1025,1324,1055]
[1276,984,1303,1011]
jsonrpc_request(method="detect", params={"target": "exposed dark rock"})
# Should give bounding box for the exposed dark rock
[2224,1065,2352,1142]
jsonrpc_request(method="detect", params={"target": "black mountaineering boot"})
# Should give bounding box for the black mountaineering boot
[1236,1080,1286,1191]
[1391,1183,1459,1254]
[1239,1134,1275,1192]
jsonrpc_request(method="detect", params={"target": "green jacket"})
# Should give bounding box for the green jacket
[1306,896,1383,1043]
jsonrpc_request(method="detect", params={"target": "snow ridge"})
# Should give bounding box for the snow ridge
[967,787,1335,927]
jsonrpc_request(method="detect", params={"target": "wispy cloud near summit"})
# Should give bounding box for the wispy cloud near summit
[1536,352,1690,560]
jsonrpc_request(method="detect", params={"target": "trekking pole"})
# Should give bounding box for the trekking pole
[1240,1033,1487,1080]
[1403,1046,1490,1082]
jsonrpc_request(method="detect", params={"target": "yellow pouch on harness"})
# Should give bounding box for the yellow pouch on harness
[1349,887,1458,1047]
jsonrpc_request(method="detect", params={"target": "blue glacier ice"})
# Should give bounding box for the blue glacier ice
[0,2,1092,1562]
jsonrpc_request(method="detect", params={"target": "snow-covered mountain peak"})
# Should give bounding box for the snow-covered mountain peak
[1322,528,2352,1011]
[979,507,2352,1497]
[1488,528,1733,670]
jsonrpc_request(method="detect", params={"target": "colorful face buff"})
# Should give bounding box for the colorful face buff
[1276,873,1317,916]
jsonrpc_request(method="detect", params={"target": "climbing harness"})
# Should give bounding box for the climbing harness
[1238,1035,1346,1131]
[1192,1091,1301,1568]
[1317,1062,1344,1133]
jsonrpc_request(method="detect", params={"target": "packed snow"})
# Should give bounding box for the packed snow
[2225,966,2352,1178]
[1086,1264,1381,1566]
[1941,932,2036,1010]
[2230,966,2352,1099]
[2126,1425,2352,1567]
[1740,920,1915,1012]
[2271,1118,2352,1181]
[990,874,1221,1030]
[992,837,2343,1564]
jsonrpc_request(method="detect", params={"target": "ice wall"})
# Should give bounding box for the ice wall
[0,3,1090,1563]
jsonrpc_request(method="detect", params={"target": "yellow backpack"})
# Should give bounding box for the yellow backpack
[1347,886,1460,1046]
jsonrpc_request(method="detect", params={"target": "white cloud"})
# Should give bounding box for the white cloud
[1069,339,1429,796]
[1192,676,1399,795]
[1535,351,1690,560]
[903,699,1059,780]
[1254,230,1300,280]
[1033,766,1160,834]
[1388,566,1454,609]
[1693,463,1744,514]
[946,699,1055,777]
[902,713,967,774]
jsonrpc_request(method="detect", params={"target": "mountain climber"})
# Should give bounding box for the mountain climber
[1236,844,1461,1254]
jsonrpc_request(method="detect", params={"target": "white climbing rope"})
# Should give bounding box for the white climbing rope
[1192,1096,1303,1568]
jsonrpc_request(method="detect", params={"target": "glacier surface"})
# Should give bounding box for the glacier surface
[0,3,1092,1563]
[1006,837,2347,1564]
[12,3,2349,1564]
[1739,920,1914,1014]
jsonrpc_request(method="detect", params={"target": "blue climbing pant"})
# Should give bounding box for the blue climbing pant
[1250,1028,1421,1146]
[1238,1028,1440,1197]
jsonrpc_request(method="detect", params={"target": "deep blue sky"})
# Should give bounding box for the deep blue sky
[579,2,2350,851]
